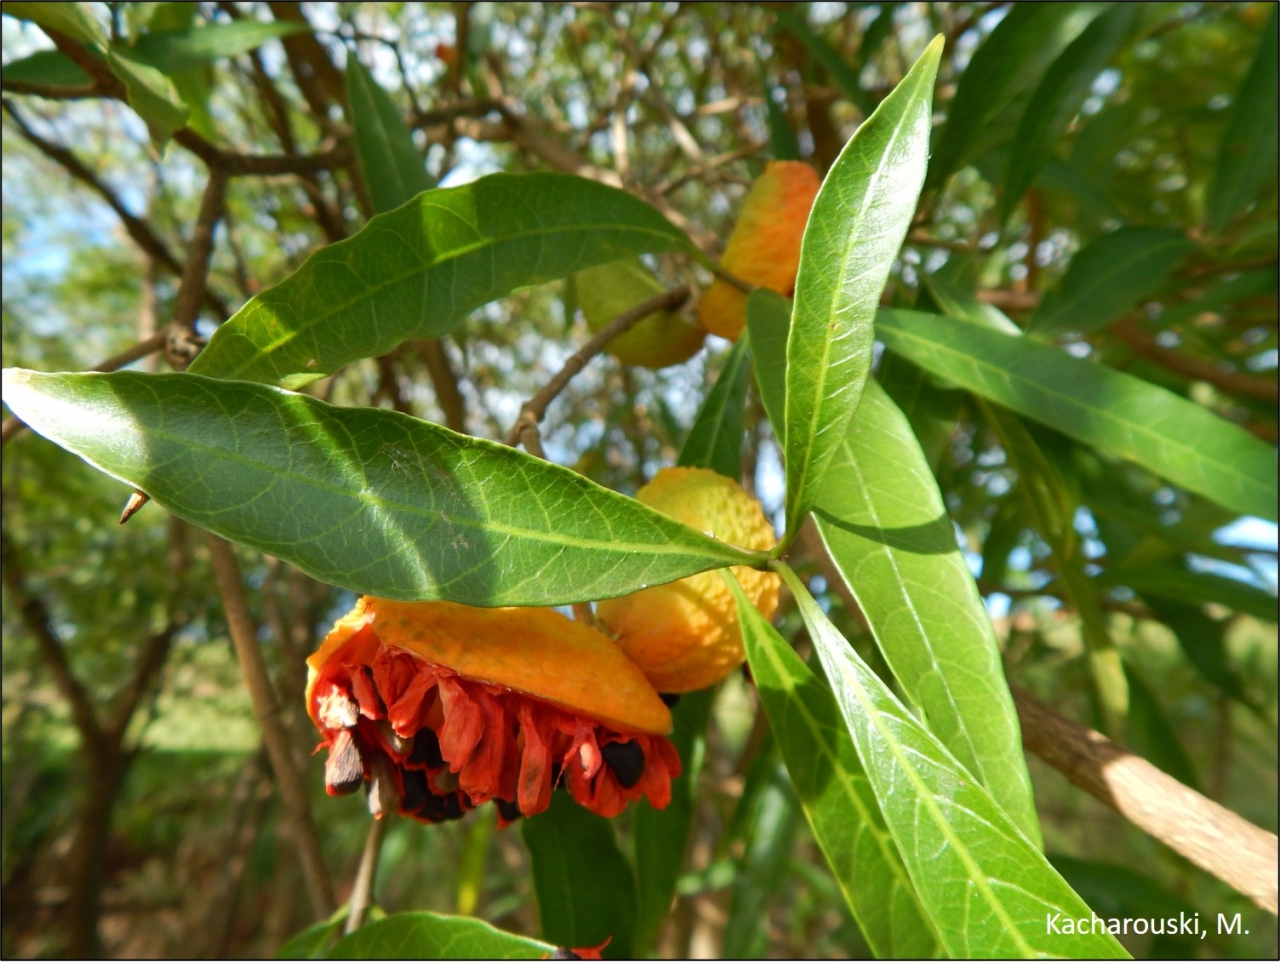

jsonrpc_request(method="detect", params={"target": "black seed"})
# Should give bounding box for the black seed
[659,692,681,707]
[324,730,364,795]
[495,797,523,822]
[400,767,431,814]
[549,949,581,960]
[601,740,645,788]
[441,792,466,821]
[409,727,445,769]
[363,665,389,715]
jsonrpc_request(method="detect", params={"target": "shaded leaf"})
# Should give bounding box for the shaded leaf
[523,791,636,959]
[774,565,1127,958]
[729,573,941,959]
[329,912,550,960]
[1,49,92,86]
[4,2,106,49]
[760,68,801,161]
[190,173,693,388]
[1001,4,1138,223]
[1123,663,1201,791]
[928,3,1102,188]
[783,36,941,542]
[634,689,713,956]
[1029,227,1195,337]
[875,309,1279,522]
[1100,564,1278,624]
[1207,5,1278,233]
[276,917,343,959]
[105,45,190,151]
[746,290,789,425]
[131,21,310,74]
[773,8,874,114]
[345,51,435,216]
[1,369,763,606]
[677,338,750,481]
[1143,599,1252,707]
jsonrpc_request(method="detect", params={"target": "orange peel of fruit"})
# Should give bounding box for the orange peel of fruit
[307,599,679,823]
[596,467,780,693]
[696,160,821,341]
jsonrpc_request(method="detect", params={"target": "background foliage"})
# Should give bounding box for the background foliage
[2,2,1276,959]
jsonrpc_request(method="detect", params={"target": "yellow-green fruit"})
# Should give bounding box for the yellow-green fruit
[597,467,780,693]
[574,258,706,369]
[697,161,821,341]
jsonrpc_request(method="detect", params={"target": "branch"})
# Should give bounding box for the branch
[1012,686,1278,915]
[503,286,691,449]
[206,534,336,919]
[0,528,102,749]
[1112,317,1278,404]
[419,340,468,434]
[2,100,230,318]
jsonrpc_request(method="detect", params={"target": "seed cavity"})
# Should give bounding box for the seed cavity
[324,729,364,795]
[601,740,645,788]
[495,797,523,823]
[409,727,445,768]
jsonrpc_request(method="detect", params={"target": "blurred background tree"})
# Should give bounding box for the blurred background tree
[1,2,1275,958]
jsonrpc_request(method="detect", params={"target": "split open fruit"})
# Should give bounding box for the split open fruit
[307,598,680,823]
[596,467,781,693]
[696,160,821,341]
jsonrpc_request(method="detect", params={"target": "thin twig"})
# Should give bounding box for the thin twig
[1112,317,1278,403]
[206,534,336,919]
[502,286,690,449]
[343,814,389,935]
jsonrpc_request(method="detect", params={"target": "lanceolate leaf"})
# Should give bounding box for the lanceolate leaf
[3,2,106,50]
[190,173,693,388]
[783,36,941,544]
[327,912,550,960]
[729,574,941,959]
[131,21,310,74]
[1001,3,1138,223]
[776,565,1127,958]
[1,369,762,606]
[875,310,1279,522]
[813,382,1042,842]
[751,290,1039,842]
[677,337,750,481]
[105,45,190,151]
[1207,5,1278,233]
[522,792,636,959]
[1029,227,1196,337]
[345,52,435,215]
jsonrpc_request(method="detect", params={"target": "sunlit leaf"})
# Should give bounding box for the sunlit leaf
[729,573,942,959]
[190,173,694,388]
[1,369,763,606]
[875,309,1279,522]
[345,51,435,215]
[783,36,941,542]
[776,565,1128,958]
[3,2,106,49]
[328,912,550,960]
[523,791,636,959]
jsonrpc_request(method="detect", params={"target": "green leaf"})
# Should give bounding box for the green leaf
[1155,267,1277,330]
[1100,564,1278,624]
[4,2,106,49]
[1123,663,1201,791]
[190,172,693,388]
[729,573,941,959]
[813,382,1042,841]
[875,309,1279,522]
[130,21,310,74]
[0,49,93,86]
[759,65,801,161]
[1,369,763,606]
[783,36,941,544]
[634,688,713,956]
[772,8,874,114]
[105,45,190,151]
[746,290,789,429]
[774,565,1128,958]
[1207,5,1278,233]
[1143,599,1252,706]
[328,912,550,960]
[345,51,435,216]
[1000,3,1138,223]
[1028,227,1195,337]
[928,3,1103,188]
[522,791,636,959]
[276,917,343,959]
[677,338,750,481]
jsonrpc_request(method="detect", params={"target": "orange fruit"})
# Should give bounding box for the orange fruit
[596,467,780,692]
[307,599,679,823]
[573,258,705,368]
[697,161,821,341]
